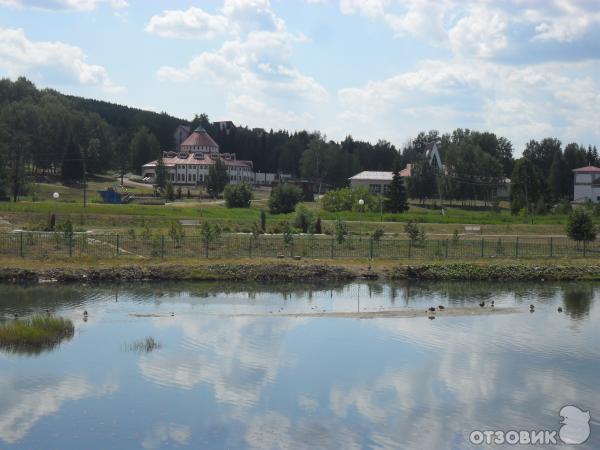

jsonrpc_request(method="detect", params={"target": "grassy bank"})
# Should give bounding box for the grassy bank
[0,315,74,353]
[2,257,600,283]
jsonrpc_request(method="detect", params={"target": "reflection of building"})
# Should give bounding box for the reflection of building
[214,121,235,134]
[142,126,254,185]
[349,168,411,194]
[424,142,443,171]
[573,166,600,203]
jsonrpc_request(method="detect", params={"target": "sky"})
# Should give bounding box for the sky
[0,0,598,154]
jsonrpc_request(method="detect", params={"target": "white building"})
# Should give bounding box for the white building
[349,168,411,194]
[142,127,254,186]
[573,166,600,202]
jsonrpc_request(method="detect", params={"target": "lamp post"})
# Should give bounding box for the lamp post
[358,198,364,213]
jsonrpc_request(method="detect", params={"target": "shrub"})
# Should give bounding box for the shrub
[335,218,348,244]
[166,182,175,201]
[371,227,385,242]
[269,184,302,214]
[168,220,185,247]
[321,187,378,212]
[176,187,182,199]
[224,183,253,208]
[260,210,267,232]
[294,205,314,233]
[566,208,596,242]
[404,220,420,241]
[314,217,322,234]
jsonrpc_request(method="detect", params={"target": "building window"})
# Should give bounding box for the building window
[369,184,381,194]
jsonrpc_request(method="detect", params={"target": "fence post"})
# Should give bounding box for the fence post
[445,239,449,258]
[290,239,294,257]
[369,238,374,259]
[248,236,252,258]
[161,235,165,258]
[20,232,24,258]
[205,240,209,258]
[330,237,334,258]
[584,239,587,257]
[116,234,120,257]
[516,237,519,258]
[549,237,553,257]
[408,239,412,258]
[69,233,73,257]
[481,238,484,258]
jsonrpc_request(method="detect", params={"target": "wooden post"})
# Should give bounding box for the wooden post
[584,239,587,257]
[408,239,412,258]
[330,237,334,258]
[116,234,120,256]
[248,236,252,258]
[69,233,73,257]
[20,232,23,258]
[481,238,484,258]
[161,235,165,258]
[445,239,449,258]
[549,237,553,257]
[369,238,374,259]
[516,237,519,258]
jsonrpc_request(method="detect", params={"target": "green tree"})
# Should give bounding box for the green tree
[155,154,167,190]
[165,182,175,201]
[385,159,408,213]
[566,209,596,242]
[260,210,267,232]
[509,158,544,215]
[548,149,569,202]
[61,136,84,181]
[206,158,228,198]
[224,183,253,208]
[293,205,314,233]
[130,126,161,174]
[268,184,302,214]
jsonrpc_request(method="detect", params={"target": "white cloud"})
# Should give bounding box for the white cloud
[0,27,122,92]
[0,0,127,11]
[146,0,283,41]
[337,58,600,150]
[448,7,507,58]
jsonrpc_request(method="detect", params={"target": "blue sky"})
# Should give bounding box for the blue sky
[0,0,599,154]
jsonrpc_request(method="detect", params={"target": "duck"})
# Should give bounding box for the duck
[491,300,495,308]
[13,313,18,320]
[428,315,435,320]
[529,304,535,312]
[557,307,563,312]
[428,307,436,313]
[170,312,175,317]
[83,310,88,317]
[438,305,445,310]
[479,301,485,308]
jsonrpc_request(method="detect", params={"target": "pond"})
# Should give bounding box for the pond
[0,281,598,449]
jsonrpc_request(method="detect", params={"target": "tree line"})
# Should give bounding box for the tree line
[0,77,597,210]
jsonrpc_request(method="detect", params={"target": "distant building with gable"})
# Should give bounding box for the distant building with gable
[573,166,600,202]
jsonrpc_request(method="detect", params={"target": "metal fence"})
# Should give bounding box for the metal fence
[1,232,598,259]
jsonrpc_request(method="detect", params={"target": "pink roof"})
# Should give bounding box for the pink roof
[143,155,252,169]
[573,166,600,173]
[181,127,218,148]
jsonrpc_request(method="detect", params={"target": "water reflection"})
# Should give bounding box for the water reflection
[0,281,598,449]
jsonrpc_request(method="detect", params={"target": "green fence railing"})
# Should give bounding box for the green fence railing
[0,232,597,260]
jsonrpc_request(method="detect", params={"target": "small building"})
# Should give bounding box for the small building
[214,121,236,134]
[173,125,191,151]
[573,166,600,202]
[254,172,292,185]
[349,168,411,195]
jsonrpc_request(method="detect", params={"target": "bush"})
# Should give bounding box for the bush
[335,218,348,244]
[260,210,267,232]
[566,208,596,242]
[371,227,384,242]
[269,184,302,214]
[321,187,378,212]
[294,205,314,233]
[314,217,322,234]
[224,183,253,208]
[404,220,420,241]
[166,182,175,201]
[168,220,185,247]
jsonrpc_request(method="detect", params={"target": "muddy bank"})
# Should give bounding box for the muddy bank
[390,263,600,281]
[0,263,356,284]
[1,260,600,284]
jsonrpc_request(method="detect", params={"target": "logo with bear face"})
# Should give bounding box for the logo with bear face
[559,405,591,445]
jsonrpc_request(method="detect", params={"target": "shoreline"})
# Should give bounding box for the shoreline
[2,257,600,284]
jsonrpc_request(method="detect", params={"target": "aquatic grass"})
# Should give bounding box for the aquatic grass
[0,315,74,353]
[124,336,162,353]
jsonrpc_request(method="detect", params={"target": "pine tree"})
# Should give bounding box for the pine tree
[385,159,409,213]
[155,154,167,190]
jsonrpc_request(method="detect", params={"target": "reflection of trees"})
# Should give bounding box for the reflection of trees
[562,286,593,320]
[0,285,85,315]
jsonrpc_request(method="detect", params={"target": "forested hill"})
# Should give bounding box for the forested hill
[64,94,184,150]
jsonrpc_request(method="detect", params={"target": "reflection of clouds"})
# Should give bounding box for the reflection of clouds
[297,395,318,414]
[0,376,118,444]
[139,316,302,413]
[141,422,191,450]
[245,411,361,450]
[327,313,600,449]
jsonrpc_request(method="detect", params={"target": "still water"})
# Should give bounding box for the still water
[0,281,598,449]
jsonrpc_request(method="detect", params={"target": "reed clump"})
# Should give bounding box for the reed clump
[0,315,74,353]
